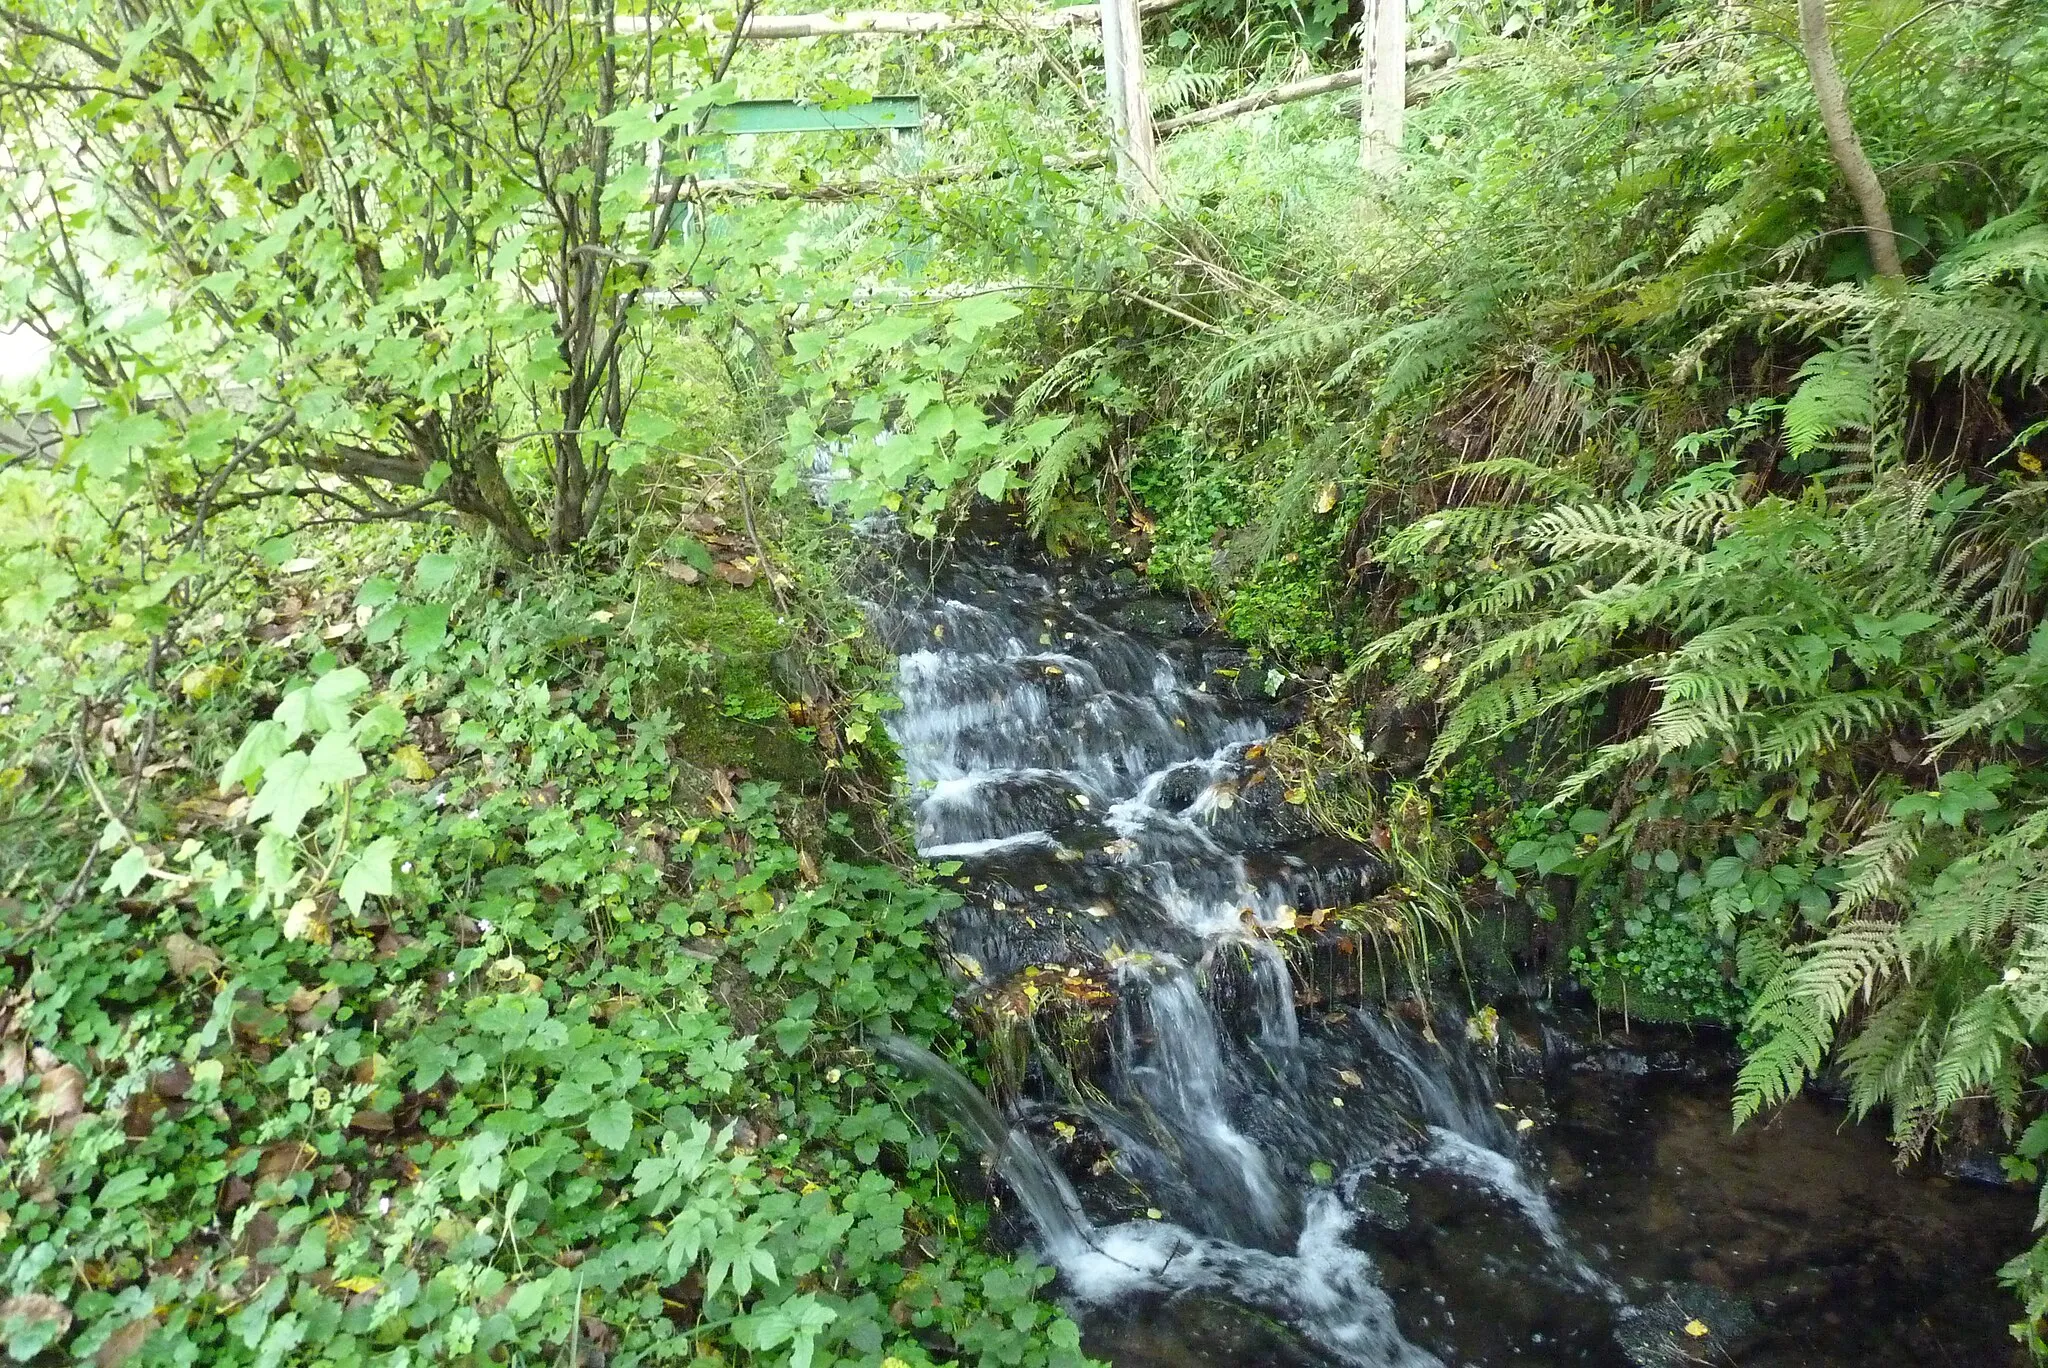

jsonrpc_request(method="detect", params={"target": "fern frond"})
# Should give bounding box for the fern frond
[1834,815,1921,916]
[1024,414,1108,531]
[1890,293,2048,385]
[1782,342,1881,458]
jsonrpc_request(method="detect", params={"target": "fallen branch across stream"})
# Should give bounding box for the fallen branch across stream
[678,45,1460,203]
[617,0,1192,39]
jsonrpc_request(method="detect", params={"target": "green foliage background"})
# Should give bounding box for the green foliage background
[7,0,2048,1358]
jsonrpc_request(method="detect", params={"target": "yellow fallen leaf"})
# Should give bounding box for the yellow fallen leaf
[334,1276,380,1294]
[392,745,435,781]
[1315,481,1339,514]
[1683,1319,1710,1338]
[2019,451,2043,474]
[1515,1117,1535,1132]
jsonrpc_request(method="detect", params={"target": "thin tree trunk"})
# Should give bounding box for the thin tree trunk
[1359,0,1405,172]
[1113,0,1160,202]
[1796,0,1903,277]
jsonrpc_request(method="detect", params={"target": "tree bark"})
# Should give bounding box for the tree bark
[1796,0,1903,277]
[1359,0,1406,172]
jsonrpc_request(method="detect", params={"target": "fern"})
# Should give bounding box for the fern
[1023,413,1108,532]
[1781,342,1881,458]
[1891,294,2048,385]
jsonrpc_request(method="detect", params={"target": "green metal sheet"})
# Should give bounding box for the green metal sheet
[705,97,923,135]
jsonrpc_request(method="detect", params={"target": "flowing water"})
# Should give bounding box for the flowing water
[859,509,2030,1367]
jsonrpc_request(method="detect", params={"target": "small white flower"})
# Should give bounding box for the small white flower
[476,919,495,934]
[379,1196,392,1215]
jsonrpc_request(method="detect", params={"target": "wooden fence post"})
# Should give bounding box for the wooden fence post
[1099,0,1160,203]
[1360,0,1405,173]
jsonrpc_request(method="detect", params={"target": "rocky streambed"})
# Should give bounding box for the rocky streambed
[862,507,2032,1367]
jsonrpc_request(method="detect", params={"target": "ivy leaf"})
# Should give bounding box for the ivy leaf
[947,294,1021,342]
[847,314,925,353]
[357,575,399,609]
[339,837,397,914]
[71,411,167,479]
[104,846,151,897]
[415,553,460,592]
[541,1079,597,1119]
[743,1295,836,1368]
[353,702,408,749]
[588,1098,634,1150]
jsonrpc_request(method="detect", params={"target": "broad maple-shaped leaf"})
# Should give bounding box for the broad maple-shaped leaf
[248,731,366,835]
[339,837,396,914]
[274,667,370,741]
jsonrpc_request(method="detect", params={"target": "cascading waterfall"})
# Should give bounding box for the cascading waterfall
[865,526,1627,1365]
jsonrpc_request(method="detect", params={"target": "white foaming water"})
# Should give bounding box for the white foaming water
[1121,963,1289,1243]
[874,549,1620,1364]
[1061,1195,1444,1368]
[1420,1128,1623,1302]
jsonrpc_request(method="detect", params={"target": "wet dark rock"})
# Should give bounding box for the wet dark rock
[1583,1048,1650,1077]
[1101,593,1204,638]
[1941,1140,2017,1188]
[1614,1284,1760,1366]
[1082,1293,1327,1368]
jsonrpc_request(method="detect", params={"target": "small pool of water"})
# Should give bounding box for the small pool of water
[1079,1020,2033,1367]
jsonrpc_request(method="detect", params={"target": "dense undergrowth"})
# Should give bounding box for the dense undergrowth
[770,0,2048,1342]
[8,0,2048,1355]
[0,473,1093,1366]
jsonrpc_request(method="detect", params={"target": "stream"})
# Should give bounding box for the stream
[861,508,2032,1367]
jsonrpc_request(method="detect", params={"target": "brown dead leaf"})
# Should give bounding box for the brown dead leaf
[712,558,758,588]
[34,1064,85,1123]
[797,848,822,886]
[257,1141,317,1187]
[347,1108,394,1133]
[94,1315,154,1368]
[164,933,222,981]
[0,1040,25,1089]
[660,559,702,585]
[707,767,736,813]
